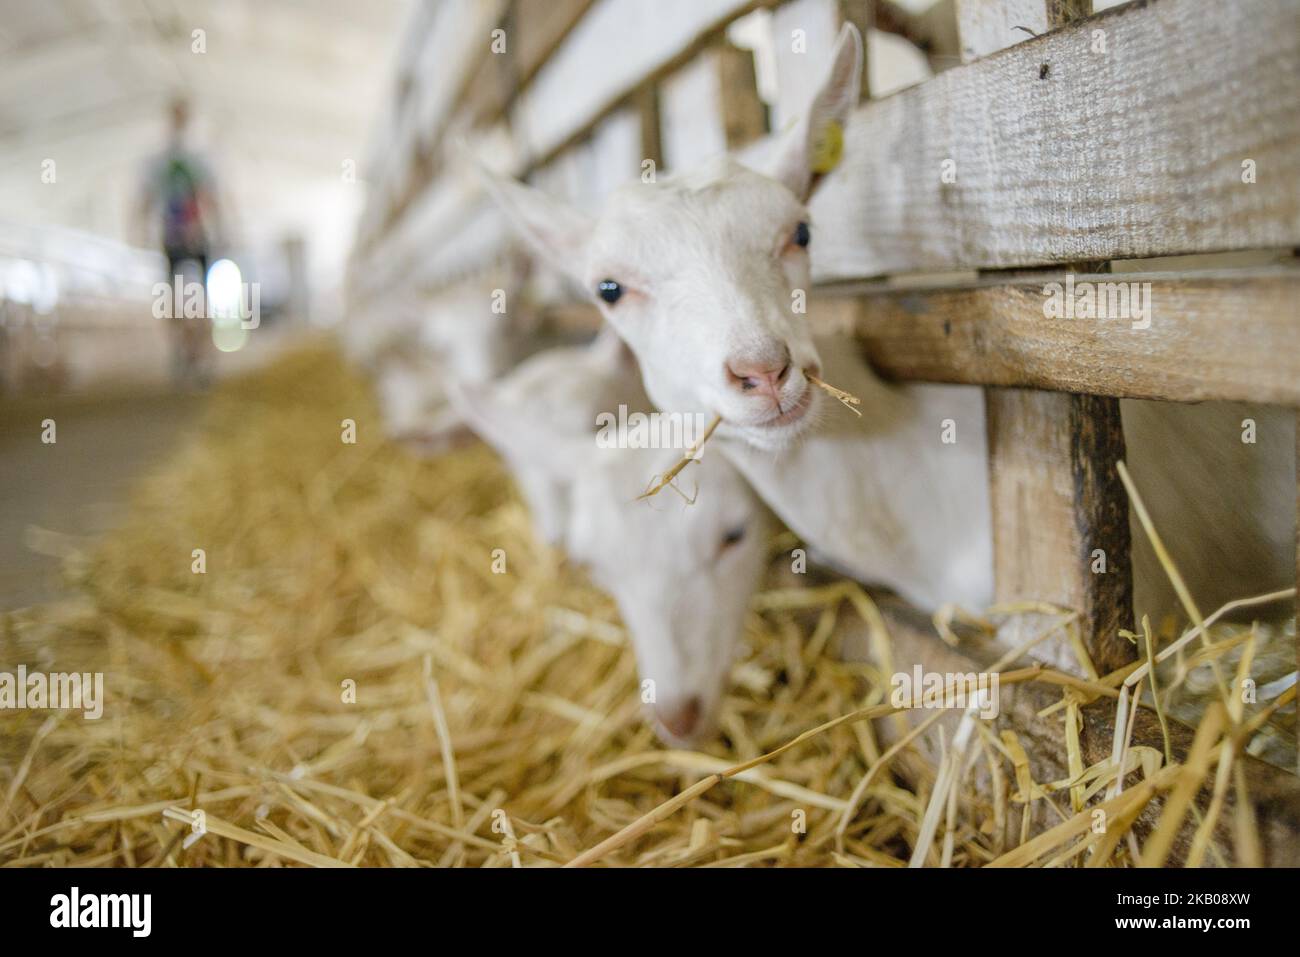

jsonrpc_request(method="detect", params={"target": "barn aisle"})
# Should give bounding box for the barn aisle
[0,389,203,609]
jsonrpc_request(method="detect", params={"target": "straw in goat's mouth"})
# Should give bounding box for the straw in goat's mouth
[807,372,862,417]
[637,373,862,501]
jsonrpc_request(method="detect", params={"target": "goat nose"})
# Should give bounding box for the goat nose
[654,695,702,741]
[725,348,792,397]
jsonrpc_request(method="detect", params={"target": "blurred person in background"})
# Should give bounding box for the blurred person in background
[137,97,223,387]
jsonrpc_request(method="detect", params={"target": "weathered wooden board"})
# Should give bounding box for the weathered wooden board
[955,0,1049,62]
[770,0,842,129]
[511,0,766,164]
[958,1,1131,677]
[635,85,665,175]
[872,0,961,72]
[461,0,598,128]
[530,267,1300,406]
[359,0,777,273]
[660,51,728,172]
[716,40,769,149]
[360,1,438,194]
[358,0,1300,296]
[590,106,644,200]
[808,0,1300,281]
[985,387,1135,674]
[359,0,508,248]
[834,268,1300,406]
[360,176,488,296]
[363,0,597,253]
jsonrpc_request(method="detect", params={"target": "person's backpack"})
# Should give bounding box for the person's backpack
[161,154,207,253]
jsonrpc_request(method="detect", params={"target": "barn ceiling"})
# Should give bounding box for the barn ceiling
[0,0,412,286]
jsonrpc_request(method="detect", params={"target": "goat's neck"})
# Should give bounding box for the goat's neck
[713,335,994,609]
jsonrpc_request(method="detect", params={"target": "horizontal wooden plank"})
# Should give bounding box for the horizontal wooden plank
[873,0,960,71]
[660,50,727,172]
[836,268,1300,405]
[534,267,1300,405]
[356,102,649,301]
[808,0,1300,280]
[461,0,598,128]
[356,194,510,303]
[357,0,780,272]
[511,0,766,164]
[358,0,509,248]
[770,0,842,130]
[377,0,599,255]
[355,0,1299,296]
[954,0,1049,62]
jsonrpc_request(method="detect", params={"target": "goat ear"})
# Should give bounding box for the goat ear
[773,22,863,202]
[446,378,592,482]
[468,160,594,288]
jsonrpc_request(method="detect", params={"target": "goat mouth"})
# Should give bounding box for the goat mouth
[759,386,813,428]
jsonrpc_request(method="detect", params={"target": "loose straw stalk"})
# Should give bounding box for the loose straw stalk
[565,666,1045,867]
[5,343,1290,871]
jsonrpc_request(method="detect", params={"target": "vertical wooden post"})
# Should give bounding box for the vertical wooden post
[871,0,960,74]
[954,1,1133,674]
[985,387,1134,673]
[717,42,769,150]
[635,84,663,174]
[1045,0,1092,25]
[771,0,856,129]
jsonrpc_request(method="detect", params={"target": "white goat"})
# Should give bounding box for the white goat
[476,26,991,610]
[452,324,639,545]
[359,275,534,452]
[447,329,774,744]
[474,21,1294,628]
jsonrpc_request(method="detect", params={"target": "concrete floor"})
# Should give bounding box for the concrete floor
[0,388,204,610]
[0,320,309,610]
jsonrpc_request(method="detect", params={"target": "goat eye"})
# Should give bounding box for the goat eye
[720,525,747,549]
[597,279,623,304]
[793,222,811,248]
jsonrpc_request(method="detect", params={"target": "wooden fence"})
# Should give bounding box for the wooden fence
[348,0,1300,808]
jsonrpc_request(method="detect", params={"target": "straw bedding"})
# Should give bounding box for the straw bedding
[1,342,1293,867]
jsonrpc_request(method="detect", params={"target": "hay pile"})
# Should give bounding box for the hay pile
[1,342,1293,867]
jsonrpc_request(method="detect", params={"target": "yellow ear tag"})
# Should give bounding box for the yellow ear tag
[810,120,844,175]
